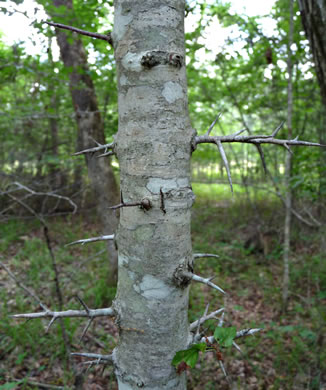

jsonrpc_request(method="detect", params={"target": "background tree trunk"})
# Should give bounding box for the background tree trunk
[282,0,294,310]
[48,0,120,285]
[112,1,195,388]
[299,0,326,107]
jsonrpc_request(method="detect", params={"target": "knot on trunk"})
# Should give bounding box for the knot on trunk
[141,51,184,69]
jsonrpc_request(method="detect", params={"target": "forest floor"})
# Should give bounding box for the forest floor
[0,183,325,390]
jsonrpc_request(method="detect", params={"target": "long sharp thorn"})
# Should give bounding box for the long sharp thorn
[218,312,225,327]
[196,304,209,337]
[46,316,56,333]
[284,142,293,154]
[206,113,222,135]
[271,121,285,137]
[233,341,242,352]
[231,128,246,137]
[97,151,114,158]
[75,295,90,314]
[80,318,93,342]
[216,140,233,194]
[193,253,219,260]
[190,273,225,294]
[255,144,267,174]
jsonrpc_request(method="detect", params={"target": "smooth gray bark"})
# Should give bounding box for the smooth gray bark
[112,1,195,388]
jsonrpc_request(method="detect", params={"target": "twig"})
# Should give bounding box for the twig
[71,352,113,362]
[45,21,113,46]
[11,307,114,321]
[73,142,114,156]
[66,234,115,247]
[0,261,49,312]
[190,307,224,331]
[201,328,262,344]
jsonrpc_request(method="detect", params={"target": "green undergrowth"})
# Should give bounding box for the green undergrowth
[0,187,325,389]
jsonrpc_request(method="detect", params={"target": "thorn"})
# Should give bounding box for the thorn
[293,135,299,141]
[189,273,225,294]
[218,312,225,327]
[45,316,57,333]
[75,295,90,314]
[284,142,293,154]
[206,113,222,136]
[216,140,233,194]
[193,253,220,259]
[80,318,93,342]
[232,341,242,353]
[195,304,210,337]
[97,151,114,158]
[230,128,246,137]
[271,121,285,137]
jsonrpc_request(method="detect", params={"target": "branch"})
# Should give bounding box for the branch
[65,234,115,247]
[194,126,326,149]
[11,307,115,322]
[201,328,262,344]
[0,261,49,312]
[71,352,113,363]
[182,271,225,294]
[45,21,113,46]
[73,142,114,156]
[189,307,224,331]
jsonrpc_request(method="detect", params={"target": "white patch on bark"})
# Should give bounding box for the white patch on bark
[113,4,133,41]
[120,74,129,86]
[162,81,184,103]
[119,254,129,266]
[122,52,143,72]
[146,178,189,194]
[139,275,172,299]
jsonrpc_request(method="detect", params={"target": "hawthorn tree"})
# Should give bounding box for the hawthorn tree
[6,1,325,389]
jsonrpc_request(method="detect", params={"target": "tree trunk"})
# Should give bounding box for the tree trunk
[299,0,326,108]
[282,0,294,310]
[48,0,120,285]
[112,1,195,388]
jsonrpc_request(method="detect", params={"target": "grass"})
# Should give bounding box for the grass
[0,185,325,389]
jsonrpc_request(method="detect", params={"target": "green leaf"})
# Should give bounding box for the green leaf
[0,383,21,390]
[214,327,237,347]
[172,343,206,369]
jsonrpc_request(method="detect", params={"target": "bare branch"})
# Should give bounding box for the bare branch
[190,307,224,331]
[194,132,325,149]
[193,253,220,260]
[73,142,114,156]
[45,21,113,45]
[72,352,113,363]
[183,271,225,294]
[66,234,114,247]
[6,182,77,214]
[201,328,262,344]
[0,261,49,312]
[234,328,262,339]
[12,307,115,320]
